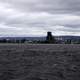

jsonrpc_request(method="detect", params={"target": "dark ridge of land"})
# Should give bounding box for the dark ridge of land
[0,44,80,80]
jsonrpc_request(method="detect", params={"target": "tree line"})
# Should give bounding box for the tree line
[0,38,26,43]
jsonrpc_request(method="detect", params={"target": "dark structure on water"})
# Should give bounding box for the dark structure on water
[46,32,56,43]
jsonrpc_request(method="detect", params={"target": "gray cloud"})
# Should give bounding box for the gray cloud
[1,0,80,14]
[0,0,80,36]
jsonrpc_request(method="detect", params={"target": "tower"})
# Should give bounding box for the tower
[46,32,53,42]
[46,32,56,43]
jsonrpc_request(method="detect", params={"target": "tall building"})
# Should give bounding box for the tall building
[46,32,55,43]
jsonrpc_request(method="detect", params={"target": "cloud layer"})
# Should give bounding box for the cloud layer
[0,0,80,36]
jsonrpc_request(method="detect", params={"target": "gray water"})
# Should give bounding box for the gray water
[0,44,80,80]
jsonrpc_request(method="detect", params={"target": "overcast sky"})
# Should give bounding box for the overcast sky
[0,0,80,37]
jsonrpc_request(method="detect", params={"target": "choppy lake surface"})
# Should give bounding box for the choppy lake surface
[0,44,80,80]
